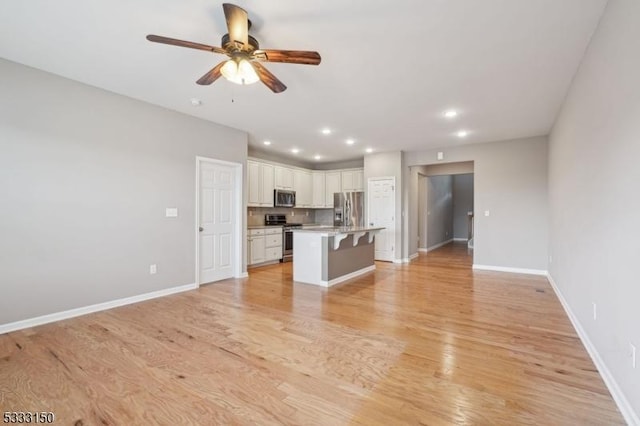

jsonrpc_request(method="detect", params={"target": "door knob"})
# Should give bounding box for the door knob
[199,226,204,232]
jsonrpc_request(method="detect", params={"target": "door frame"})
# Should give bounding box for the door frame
[367,176,396,262]
[195,156,244,287]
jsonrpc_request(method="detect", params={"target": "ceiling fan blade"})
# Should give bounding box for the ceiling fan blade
[223,3,249,49]
[146,35,226,55]
[253,49,321,65]
[196,61,227,85]
[252,62,287,93]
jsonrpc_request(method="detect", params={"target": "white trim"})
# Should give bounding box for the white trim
[453,238,468,242]
[427,239,454,252]
[236,272,249,278]
[547,274,639,426]
[195,156,244,287]
[472,264,548,276]
[418,247,428,252]
[393,253,419,264]
[0,283,197,335]
[298,265,376,288]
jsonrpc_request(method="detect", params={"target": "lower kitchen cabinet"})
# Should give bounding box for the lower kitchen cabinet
[248,227,282,266]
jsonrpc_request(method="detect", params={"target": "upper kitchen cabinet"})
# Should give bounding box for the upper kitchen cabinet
[248,160,274,207]
[341,169,364,192]
[274,166,294,190]
[312,171,326,208]
[293,169,312,208]
[325,171,342,207]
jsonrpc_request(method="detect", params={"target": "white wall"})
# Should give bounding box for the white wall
[0,59,248,326]
[405,136,548,271]
[548,0,640,421]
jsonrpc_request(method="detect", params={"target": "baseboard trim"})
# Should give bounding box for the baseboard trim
[417,248,428,253]
[427,239,454,252]
[472,264,548,276]
[236,272,249,278]
[453,238,468,242]
[547,274,639,426]
[392,253,420,264]
[321,265,376,287]
[0,283,198,335]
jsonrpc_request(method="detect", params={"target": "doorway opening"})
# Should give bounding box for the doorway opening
[415,162,474,257]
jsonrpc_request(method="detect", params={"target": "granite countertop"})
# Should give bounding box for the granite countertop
[247,225,283,229]
[293,226,385,236]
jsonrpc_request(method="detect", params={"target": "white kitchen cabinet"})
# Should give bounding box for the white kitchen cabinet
[248,229,266,265]
[248,227,282,266]
[264,227,283,261]
[293,169,312,208]
[312,171,326,208]
[274,166,294,190]
[341,169,364,192]
[248,161,274,207]
[325,171,342,207]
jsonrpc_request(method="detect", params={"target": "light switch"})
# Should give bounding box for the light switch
[484,210,490,217]
[437,152,444,160]
[166,208,178,218]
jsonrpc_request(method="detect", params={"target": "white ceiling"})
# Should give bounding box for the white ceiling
[0,0,606,163]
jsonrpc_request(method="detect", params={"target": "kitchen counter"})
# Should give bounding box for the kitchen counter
[292,226,384,287]
[247,225,283,229]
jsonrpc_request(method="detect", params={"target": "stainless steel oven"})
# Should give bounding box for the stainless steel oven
[265,214,301,262]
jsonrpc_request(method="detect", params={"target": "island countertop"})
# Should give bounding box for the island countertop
[292,226,385,236]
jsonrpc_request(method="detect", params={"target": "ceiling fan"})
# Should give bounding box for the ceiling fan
[146,3,321,93]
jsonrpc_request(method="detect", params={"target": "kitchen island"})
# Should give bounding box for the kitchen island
[293,226,384,286]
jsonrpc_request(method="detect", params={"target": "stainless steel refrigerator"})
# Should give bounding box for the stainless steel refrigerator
[334,192,365,227]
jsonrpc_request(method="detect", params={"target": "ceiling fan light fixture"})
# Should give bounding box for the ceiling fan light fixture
[220,58,259,85]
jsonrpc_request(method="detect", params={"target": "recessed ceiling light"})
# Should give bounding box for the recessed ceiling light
[190,98,202,106]
[457,130,469,138]
[321,128,331,135]
[443,110,458,118]
[314,155,321,160]
[263,140,271,146]
[291,148,300,154]
[346,139,355,145]
[365,148,373,153]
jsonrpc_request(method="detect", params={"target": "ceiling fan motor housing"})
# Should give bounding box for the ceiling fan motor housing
[221,33,259,52]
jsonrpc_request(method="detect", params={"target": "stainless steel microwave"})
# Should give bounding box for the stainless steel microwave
[274,189,296,207]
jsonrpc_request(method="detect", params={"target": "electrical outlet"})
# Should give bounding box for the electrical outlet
[631,343,636,369]
[484,210,490,217]
[592,302,597,320]
[306,211,309,216]
[291,211,295,216]
[249,210,253,217]
[149,264,157,275]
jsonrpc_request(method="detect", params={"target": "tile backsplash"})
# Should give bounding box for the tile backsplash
[247,207,333,226]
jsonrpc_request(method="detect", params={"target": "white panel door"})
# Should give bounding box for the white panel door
[368,178,395,262]
[199,162,235,283]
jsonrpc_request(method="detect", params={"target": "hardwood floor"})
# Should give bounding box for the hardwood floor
[0,243,624,425]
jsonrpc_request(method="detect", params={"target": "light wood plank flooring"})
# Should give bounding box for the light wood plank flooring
[0,243,623,424]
